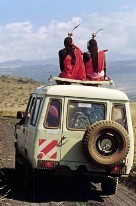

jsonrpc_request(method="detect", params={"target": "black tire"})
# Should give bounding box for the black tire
[24,159,39,202]
[24,159,33,191]
[82,120,130,166]
[15,149,25,175]
[101,177,118,195]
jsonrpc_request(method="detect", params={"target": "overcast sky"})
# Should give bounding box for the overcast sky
[0,0,136,62]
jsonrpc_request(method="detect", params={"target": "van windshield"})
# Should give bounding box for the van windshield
[67,101,105,130]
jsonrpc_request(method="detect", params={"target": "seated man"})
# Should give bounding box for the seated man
[83,35,109,81]
[58,34,86,81]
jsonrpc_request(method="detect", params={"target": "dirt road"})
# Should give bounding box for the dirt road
[0,118,136,206]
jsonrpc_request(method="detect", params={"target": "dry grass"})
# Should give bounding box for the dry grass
[130,102,136,166]
[0,75,43,117]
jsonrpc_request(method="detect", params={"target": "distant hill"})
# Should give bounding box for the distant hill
[0,58,58,67]
[0,58,136,100]
[107,52,136,62]
[106,60,136,100]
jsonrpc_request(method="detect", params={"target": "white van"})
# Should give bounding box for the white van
[14,78,134,195]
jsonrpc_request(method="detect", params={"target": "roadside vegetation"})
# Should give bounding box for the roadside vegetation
[0,75,43,117]
[130,102,136,167]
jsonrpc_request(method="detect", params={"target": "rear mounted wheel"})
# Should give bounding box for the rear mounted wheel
[82,120,130,166]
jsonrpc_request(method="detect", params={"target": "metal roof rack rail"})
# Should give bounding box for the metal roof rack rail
[48,76,115,87]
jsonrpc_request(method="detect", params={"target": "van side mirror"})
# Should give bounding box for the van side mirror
[17,111,23,119]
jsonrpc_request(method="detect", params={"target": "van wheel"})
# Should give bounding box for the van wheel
[101,177,118,195]
[15,149,25,175]
[82,120,130,166]
[24,159,32,189]
[15,149,20,171]
[24,160,33,200]
[24,160,39,202]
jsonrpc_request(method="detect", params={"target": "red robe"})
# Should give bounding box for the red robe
[59,48,87,80]
[85,50,107,81]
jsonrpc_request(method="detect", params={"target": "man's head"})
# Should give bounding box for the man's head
[64,37,73,47]
[87,38,98,52]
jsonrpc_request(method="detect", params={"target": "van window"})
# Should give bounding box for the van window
[67,100,105,130]
[112,104,127,128]
[26,95,36,116]
[29,98,43,126]
[44,99,61,128]
[29,96,36,115]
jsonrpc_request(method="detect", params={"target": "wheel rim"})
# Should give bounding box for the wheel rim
[96,131,119,156]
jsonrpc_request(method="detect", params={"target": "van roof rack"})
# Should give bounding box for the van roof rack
[48,76,114,87]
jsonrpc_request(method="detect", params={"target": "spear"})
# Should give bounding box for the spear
[92,28,105,38]
[68,24,80,37]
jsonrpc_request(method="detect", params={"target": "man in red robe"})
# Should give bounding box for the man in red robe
[83,36,109,81]
[58,36,87,80]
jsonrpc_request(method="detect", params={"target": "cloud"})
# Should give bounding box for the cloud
[81,10,136,56]
[0,11,136,62]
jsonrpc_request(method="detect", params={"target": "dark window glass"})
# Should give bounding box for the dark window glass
[28,96,36,116]
[29,98,42,126]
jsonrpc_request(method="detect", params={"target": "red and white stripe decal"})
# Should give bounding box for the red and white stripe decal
[38,139,58,159]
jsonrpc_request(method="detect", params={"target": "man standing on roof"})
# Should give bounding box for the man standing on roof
[58,33,87,80]
[83,31,109,81]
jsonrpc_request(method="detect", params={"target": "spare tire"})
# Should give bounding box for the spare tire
[82,120,130,166]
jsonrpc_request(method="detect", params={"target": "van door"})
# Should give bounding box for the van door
[16,94,37,157]
[38,97,64,163]
[60,98,106,163]
[24,95,43,161]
